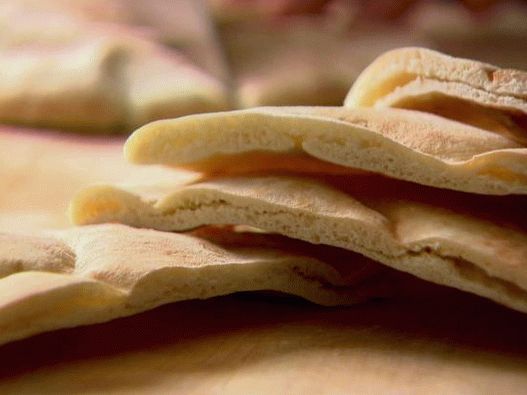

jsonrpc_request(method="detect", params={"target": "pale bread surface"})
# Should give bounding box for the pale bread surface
[70,175,527,313]
[0,223,400,345]
[371,78,527,144]
[344,47,527,138]
[0,3,229,133]
[345,47,527,107]
[124,106,527,195]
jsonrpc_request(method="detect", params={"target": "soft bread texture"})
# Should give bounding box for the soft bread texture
[70,175,527,314]
[345,47,527,106]
[124,106,527,195]
[0,4,229,133]
[0,223,402,345]
[344,47,527,139]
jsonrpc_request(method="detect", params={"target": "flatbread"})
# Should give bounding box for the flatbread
[344,47,527,141]
[0,3,230,133]
[221,18,430,107]
[69,174,527,314]
[124,106,527,195]
[0,223,404,345]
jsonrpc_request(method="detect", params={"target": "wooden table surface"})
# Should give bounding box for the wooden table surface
[0,126,191,232]
[1,290,527,394]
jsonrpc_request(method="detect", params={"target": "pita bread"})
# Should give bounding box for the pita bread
[69,174,527,314]
[344,47,527,141]
[0,5,229,133]
[124,106,527,195]
[0,223,405,345]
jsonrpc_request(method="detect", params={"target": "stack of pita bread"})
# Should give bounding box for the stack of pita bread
[3,0,527,137]
[2,47,525,347]
[0,0,434,134]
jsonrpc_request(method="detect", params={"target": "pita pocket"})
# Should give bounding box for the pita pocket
[0,223,404,345]
[124,106,527,195]
[70,174,527,314]
[344,47,527,143]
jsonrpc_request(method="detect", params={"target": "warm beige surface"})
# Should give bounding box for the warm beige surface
[70,174,527,314]
[0,223,404,345]
[1,290,527,394]
[124,106,527,194]
[0,125,188,232]
[345,47,527,107]
[344,47,527,139]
